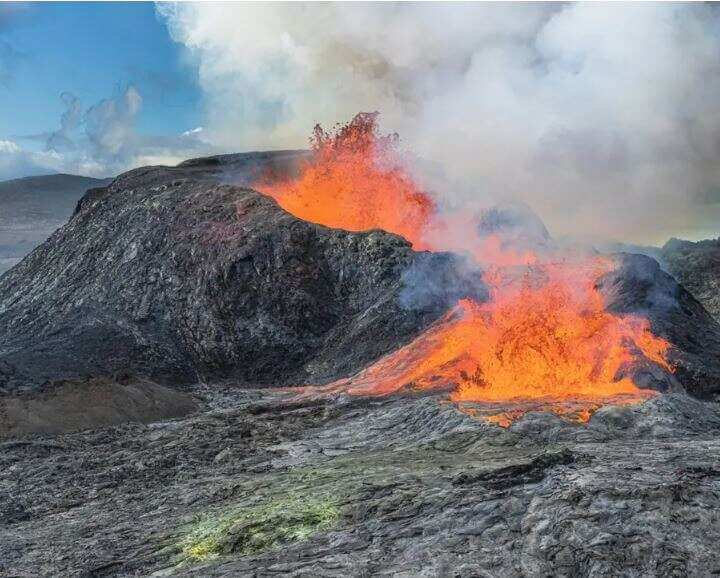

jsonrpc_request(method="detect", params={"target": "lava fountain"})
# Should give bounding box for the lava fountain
[256,113,673,425]
[260,111,434,250]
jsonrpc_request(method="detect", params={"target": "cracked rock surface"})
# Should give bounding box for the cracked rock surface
[1,387,719,577]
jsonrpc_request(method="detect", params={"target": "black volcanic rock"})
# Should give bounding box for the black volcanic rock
[0,153,483,393]
[4,385,720,577]
[661,237,720,323]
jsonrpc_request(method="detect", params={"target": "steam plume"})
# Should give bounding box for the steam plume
[159,2,720,244]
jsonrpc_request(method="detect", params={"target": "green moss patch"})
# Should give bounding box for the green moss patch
[180,495,340,562]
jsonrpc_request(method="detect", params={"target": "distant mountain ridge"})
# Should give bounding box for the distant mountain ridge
[0,173,112,274]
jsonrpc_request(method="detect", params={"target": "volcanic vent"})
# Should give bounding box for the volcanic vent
[257,113,679,424]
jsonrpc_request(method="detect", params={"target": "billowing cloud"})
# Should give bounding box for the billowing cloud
[159,3,720,244]
[83,85,143,163]
[11,86,216,179]
[0,139,65,180]
[45,92,82,152]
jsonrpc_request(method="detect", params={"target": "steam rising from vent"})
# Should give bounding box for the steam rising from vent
[159,2,720,244]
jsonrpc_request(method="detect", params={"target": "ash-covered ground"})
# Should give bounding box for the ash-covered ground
[2,385,720,577]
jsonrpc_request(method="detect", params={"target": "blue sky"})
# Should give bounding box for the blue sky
[0,2,208,179]
[1,2,199,140]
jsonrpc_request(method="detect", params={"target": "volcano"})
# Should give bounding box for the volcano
[3,128,720,578]
[1,118,720,415]
[254,114,720,416]
[0,151,484,398]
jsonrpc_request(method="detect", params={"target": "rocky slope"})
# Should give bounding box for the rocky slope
[0,152,482,395]
[661,237,720,323]
[599,253,720,399]
[0,173,112,274]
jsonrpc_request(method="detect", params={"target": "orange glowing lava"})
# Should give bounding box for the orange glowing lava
[259,112,434,249]
[322,260,670,405]
[258,113,673,423]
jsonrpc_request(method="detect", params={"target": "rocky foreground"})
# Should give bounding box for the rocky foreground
[2,386,720,577]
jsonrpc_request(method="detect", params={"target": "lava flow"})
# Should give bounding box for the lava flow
[256,113,673,425]
[320,262,670,403]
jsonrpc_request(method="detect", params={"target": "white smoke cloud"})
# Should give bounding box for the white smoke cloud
[45,92,83,152]
[159,2,720,244]
[84,86,143,162]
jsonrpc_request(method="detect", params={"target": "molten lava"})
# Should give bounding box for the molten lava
[323,260,670,404]
[260,112,434,249]
[257,113,673,424]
